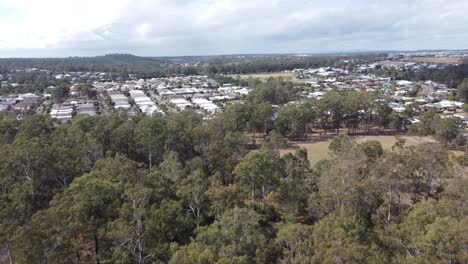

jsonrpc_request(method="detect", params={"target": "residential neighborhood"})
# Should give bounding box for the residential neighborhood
[1,53,467,132]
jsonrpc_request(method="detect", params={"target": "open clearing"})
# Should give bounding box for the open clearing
[229,72,312,83]
[279,135,440,166]
[411,57,463,64]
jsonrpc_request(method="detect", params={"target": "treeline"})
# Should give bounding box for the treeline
[237,79,404,136]
[0,53,387,78]
[409,110,465,148]
[0,54,170,70]
[372,63,468,87]
[0,70,69,95]
[0,108,466,263]
[231,80,465,149]
[2,53,467,88]
[203,54,384,75]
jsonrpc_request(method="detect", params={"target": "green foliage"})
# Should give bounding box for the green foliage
[358,140,384,161]
[275,222,313,263]
[312,91,381,134]
[51,84,70,103]
[16,114,53,139]
[0,118,21,144]
[329,134,356,154]
[374,101,393,129]
[0,101,465,263]
[264,130,288,150]
[76,83,97,98]
[278,149,315,218]
[135,115,168,170]
[410,110,439,136]
[409,112,462,147]
[457,78,468,102]
[318,92,346,133]
[275,101,315,137]
[311,213,374,263]
[434,117,462,147]
[234,148,280,208]
[247,78,296,105]
[170,207,268,264]
[177,169,209,227]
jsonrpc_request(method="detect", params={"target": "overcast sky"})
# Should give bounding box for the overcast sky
[0,0,467,57]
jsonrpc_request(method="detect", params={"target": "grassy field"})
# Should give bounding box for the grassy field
[279,135,438,166]
[412,57,463,65]
[229,72,310,83]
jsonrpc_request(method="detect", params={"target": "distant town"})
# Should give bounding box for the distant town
[1,50,467,129]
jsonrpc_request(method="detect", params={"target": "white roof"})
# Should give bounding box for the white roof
[436,100,464,108]
[396,80,413,86]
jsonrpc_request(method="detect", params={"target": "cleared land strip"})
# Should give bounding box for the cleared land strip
[279,135,441,165]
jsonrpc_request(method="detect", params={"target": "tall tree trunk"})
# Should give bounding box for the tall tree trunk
[387,189,393,222]
[424,174,432,201]
[251,184,255,210]
[137,239,143,264]
[397,192,402,215]
[74,232,82,263]
[148,149,152,171]
[94,228,100,264]
[7,241,14,264]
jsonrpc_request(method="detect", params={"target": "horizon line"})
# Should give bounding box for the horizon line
[1,48,468,60]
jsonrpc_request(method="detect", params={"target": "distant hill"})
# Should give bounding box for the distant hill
[0,52,389,70]
[0,54,175,70]
[77,54,168,65]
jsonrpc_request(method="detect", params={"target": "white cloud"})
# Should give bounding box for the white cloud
[0,0,467,56]
[0,0,129,49]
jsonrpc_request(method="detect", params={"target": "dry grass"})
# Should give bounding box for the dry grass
[279,139,331,166]
[378,60,409,66]
[279,135,438,166]
[230,72,295,80]
[229,72,312,83]
[412,57,463,65]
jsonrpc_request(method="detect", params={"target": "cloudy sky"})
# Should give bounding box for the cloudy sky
[0,0,467,57]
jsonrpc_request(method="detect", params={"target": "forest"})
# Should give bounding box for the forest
[2,54,468,96]
[0,83,467,263]
[0,53,382,78]
[371,62,468,88]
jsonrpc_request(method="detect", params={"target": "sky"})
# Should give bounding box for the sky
[0,0,467,57]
